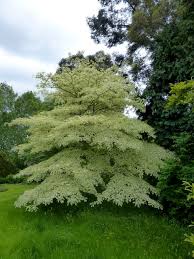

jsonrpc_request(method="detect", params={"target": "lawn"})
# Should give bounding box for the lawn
[0,184,190,259]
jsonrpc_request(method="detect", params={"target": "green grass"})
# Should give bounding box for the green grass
[0,184,190,259]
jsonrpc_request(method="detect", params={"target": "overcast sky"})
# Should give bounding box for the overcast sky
[0,0,126,94]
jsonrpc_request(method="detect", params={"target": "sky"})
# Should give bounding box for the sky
[0,0,126,94]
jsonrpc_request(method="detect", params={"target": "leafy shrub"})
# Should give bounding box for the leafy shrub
[0,175,24,184]
[158,81,194,223]
[158,158,194,223]
[0,151,17,178]
[184,182,194,257]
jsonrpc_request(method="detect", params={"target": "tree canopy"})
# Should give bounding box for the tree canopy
[57,51,114,73]
[12,62,170,211]
[0,83,49,168]
[88,2,194,137]
[158,81,194,222]
[88,0,175,80]
[0,82,17,123]
[136,1,194,148]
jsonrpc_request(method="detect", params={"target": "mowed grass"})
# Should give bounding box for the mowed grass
[0,184,190,259]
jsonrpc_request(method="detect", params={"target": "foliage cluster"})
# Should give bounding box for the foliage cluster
[184,182,194,257]
[0,83,50,169]
[0,175,24,184]
[0,151,17,178]
[158,81,194,222]
[88,0,176,81]
[88,1,194,150]
[141,1,194,148]
[57,51,114,73]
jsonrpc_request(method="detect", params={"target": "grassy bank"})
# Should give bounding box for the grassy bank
[0,184,190,259]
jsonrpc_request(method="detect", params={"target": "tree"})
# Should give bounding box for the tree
[57,51,114,73]
[141,1,194,147]
[88,0,175,81]
[158,81,194,222]
[14,91,43,118]
[0,151,17,178]
[0,83,49,169]
[88,1,194,148]
[0,88,45,153]
[0,83,18,153]
[0,82,17,123]
[12,62,170,211]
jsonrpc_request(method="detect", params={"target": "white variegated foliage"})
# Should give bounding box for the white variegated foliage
[12,63,170,211]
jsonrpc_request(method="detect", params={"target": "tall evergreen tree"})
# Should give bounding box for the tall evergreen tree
[142,1,194,147]
[158,80,194,222]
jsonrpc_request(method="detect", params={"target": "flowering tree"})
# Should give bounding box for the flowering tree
[12,63,170,211]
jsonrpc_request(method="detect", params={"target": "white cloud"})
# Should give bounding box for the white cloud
[0,0,127,93]
[0,47,56,93]
[0,48,56,74]
[0,0,104,60]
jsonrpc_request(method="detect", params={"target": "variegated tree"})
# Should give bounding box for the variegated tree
[12,62,170,211]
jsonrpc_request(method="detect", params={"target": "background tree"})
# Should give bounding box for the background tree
[0,151,17,178]
[57,51,114,73]
[141,1,194,147]
[14,91,44,118]
[0,84,19,175]
[88,0,175,81]
[0,89,44,152]
[158,81,194,223]
[0,82,17,123]
[12,62,170,212]
[88,1,194,150]
[0,83,49,169]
